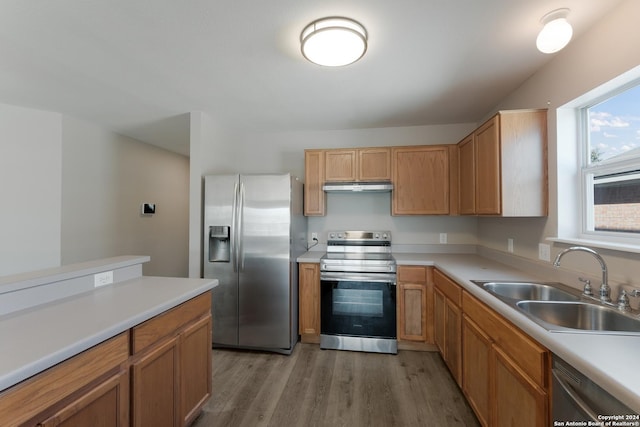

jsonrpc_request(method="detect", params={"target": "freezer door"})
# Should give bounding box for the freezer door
[238,174,292,349]
[204,174,240,347]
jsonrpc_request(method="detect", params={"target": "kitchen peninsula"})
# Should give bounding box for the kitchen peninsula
[0,256,217,427]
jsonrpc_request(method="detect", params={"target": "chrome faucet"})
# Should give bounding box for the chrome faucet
[553,246,611,303]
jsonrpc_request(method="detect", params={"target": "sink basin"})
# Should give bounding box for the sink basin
[516,301,640,335]
[480,281,580,302]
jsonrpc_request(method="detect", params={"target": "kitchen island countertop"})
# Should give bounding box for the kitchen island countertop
[0,258,217,392]
[298,250,640,413]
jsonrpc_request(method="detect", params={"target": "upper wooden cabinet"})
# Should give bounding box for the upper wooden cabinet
[304,148,391,216]
[304,149,326,216]
[392,145,449,215]
[304,144,451,216]
[324,148,391,182]
[458,134,475,215]
[457,109,548,216]
[358,148,392,181]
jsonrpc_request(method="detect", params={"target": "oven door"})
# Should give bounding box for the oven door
[320,272,397,352]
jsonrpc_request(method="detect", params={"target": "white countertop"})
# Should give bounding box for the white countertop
[298,250,640,413]
[0,275,217,392]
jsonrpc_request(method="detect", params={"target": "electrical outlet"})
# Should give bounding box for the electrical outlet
[507,238,514,253]
[94,271,113,287]
[311,232,318,241]
[538,243,551,262]
[439,233,447,244]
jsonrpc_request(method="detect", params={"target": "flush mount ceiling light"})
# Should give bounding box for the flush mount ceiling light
[536,8,573,54]
[300,17,368,67]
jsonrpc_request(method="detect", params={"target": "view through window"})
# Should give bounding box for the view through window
[586,83,640,234]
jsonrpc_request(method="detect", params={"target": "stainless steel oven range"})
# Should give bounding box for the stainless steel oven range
[320,230,397,354]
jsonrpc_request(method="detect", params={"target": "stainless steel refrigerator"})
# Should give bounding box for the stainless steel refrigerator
[203,173,307,354]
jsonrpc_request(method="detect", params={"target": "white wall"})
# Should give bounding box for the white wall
[478,0,640,285]
[187,122,478,274]
[0,103,62,276]
[61,116,190,277]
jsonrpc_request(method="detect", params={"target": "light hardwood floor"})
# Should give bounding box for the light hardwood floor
[193,343,480,427]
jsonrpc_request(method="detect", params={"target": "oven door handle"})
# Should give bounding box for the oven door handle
[320,272,397,284]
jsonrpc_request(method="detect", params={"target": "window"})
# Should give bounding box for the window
[581,82,640,240]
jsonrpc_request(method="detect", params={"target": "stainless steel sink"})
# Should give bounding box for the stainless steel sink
[516,301,640,335]
[481,281,580,302]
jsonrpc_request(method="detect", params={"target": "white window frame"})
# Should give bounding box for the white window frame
[553,66,640,253]
[579,81,640,245]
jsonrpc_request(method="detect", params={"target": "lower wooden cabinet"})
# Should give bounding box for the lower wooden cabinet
[299,262,320,343]
[462,315,492,427]
[180,315,213,426]
[461,290,549,427]
[433,269,462,386]
[131,293,212,427]
[494,346,548,427]
[0,333,130,427]
[132,336,179,427]
[40,369,129,427]
[397,265,433,345]
[0,293,213,427]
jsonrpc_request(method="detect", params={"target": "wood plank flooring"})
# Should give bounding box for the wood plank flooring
[192,343,480,427]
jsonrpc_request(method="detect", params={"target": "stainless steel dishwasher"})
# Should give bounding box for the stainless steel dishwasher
[552,355,638,423]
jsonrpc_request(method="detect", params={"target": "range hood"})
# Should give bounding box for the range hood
[322,181,393,193]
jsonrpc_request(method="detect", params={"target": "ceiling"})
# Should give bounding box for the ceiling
[0,0,624,156]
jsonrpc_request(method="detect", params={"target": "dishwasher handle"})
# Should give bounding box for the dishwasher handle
[552,368,599,421]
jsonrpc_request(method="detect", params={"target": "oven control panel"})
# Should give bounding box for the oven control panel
[327,230,391,242]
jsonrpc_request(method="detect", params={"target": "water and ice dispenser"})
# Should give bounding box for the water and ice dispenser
[209,226,230,262]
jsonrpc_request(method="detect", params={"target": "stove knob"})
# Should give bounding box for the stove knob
[329,233,335,239]
[383,233,388,240]
[338,233,343,239]
[374,233,380,239]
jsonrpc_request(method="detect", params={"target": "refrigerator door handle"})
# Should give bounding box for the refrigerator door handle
[238,181,245,270]
[231,180,239,272]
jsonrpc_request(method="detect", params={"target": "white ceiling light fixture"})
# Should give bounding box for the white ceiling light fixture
[536,8,573,54]
[300,17,368,67]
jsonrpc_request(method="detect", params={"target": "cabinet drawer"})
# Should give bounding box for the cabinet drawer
[397,265,426,283]
[433,269,461,306]
[462,292,548,388]
[133,293,211,353]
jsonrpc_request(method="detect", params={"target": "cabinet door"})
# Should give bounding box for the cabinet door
[398,282,427,342]
[392,146,449,215]
[433,288,445,355]
[475,116,501,215]
[325,149,357,181]
[462,316,491,427]
[304,150,325,216]
[179,314,212,427]
[39,370,129,427]
[131,336,179,427]
[299,263,320,341]
[493,346,547,427]
[444,298,462,386]
[458,134,475,215]
[358,148,391,181]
